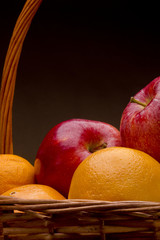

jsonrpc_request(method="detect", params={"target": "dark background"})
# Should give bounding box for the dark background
[0,1,160,164]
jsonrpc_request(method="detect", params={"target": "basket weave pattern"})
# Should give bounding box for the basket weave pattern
[0,0,160,239]
[1,197,160,239]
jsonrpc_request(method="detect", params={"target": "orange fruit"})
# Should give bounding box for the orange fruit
[68,147,160,201]
[1,184,65,200]
[0,154,35,194]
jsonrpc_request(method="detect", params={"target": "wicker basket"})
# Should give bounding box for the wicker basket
[1,1,160,239]
[1,197,160,240]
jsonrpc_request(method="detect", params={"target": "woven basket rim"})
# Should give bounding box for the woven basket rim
[1,195,160,240]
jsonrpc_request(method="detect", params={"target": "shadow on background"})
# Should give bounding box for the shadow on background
[0,1,160,163]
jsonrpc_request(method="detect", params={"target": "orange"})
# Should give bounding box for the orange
[0,154,35,194]
[1,184,65,200]
[68,147,160,201]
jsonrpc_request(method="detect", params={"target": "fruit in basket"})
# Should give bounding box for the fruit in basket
[68,147,160,201]
[0,154,35,194]
[120,76,160,162]
[34,118,121,197]
[1,184,65,200]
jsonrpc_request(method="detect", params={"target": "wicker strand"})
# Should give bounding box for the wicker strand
[0,0,42,154]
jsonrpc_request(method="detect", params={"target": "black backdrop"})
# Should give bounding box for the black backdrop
[0,1,160,164]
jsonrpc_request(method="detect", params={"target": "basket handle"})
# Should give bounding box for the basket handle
[0,0,42,154]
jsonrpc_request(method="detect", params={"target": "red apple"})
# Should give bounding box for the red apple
[34,118,121,197]
[120,76,160,162]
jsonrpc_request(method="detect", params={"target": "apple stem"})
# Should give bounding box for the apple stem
[90,142,107,153]
[130,97,147,107]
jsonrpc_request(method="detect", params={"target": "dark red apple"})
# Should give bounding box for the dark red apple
[120,76,160,162]
[34,118,121,197]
